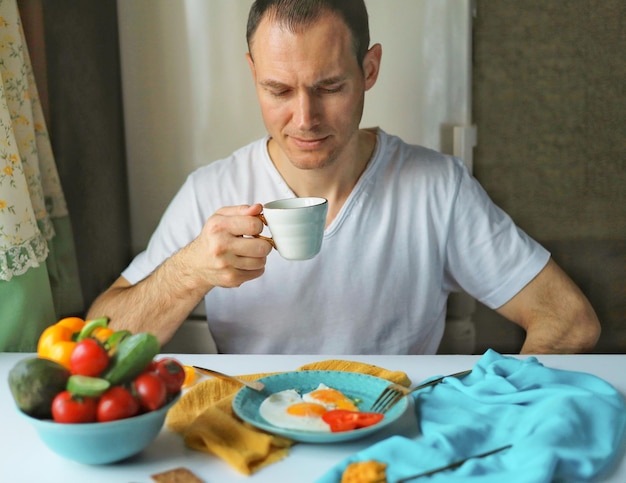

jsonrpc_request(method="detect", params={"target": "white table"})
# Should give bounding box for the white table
[1,353,625,482]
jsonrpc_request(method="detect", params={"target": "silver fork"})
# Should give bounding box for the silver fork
[370,369,471,414]
[192,365,265,391]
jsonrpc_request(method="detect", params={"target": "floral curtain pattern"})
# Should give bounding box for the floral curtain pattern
[0,0,82,351]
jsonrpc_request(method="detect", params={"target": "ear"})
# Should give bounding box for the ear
[363,43,382,91]
[245,53,256,81]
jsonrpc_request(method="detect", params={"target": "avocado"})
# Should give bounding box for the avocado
[8,357,70,419]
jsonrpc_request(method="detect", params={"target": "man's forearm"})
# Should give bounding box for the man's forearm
[498,259,601,355]
[519,315,600,354]
[86,250,212,346]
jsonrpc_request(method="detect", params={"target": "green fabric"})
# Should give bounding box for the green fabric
[0,263,56,352]
[0,217,83,352]
[46,216,84,317]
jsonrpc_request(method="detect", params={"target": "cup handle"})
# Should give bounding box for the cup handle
[254,213,277,249]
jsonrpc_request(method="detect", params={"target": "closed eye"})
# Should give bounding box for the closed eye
[318,85,344,94]
[314,76,346,95]
[259,80,292,98]
[259,78,346,97]
[269,89,291,97]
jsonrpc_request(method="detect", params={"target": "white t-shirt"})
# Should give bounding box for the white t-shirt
[123,129,550,354]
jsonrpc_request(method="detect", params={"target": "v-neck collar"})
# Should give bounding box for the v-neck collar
[259,128,386,237]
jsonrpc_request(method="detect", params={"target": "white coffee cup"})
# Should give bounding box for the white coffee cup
[256,197,328,260]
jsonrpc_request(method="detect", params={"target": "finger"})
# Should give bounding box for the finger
[203,213,260,240]
[211,205,265,237]
[231,236,273,261]
[212,247,268,287]
[214,203,263,217]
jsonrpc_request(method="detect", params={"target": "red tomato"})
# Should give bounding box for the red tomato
[145,359,158,372]
[97,386,140,422]
[70,338,109,377]
[154,357,185,394]
[51,390,97,423]
[133,372,167,411]
[322,410,385,432]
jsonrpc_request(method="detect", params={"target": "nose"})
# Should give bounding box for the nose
[293,90,319,130]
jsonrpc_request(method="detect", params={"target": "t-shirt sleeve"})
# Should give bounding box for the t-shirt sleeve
[121,174,205,285]
[443,160,550,309]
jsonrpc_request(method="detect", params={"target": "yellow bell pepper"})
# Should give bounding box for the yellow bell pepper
[37,317,86,369]
[56,316,87,333]
[92,326,115,343]
[37,316,113,370]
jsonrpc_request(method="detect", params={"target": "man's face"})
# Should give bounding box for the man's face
[247,12,377,171]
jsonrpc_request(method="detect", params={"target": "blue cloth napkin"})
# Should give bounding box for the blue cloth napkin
[317,350,626,483]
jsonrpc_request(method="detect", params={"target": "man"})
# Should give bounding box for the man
[87,0,599,354]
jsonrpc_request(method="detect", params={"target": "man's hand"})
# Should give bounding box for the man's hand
[186,203,273,289]
[86,204,273,345]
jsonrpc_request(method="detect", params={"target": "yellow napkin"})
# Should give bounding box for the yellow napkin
[165,359,411,476]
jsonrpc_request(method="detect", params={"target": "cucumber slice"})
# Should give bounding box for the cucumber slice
[67,375,111,397]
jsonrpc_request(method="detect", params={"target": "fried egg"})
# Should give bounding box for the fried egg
[302,383,359,411]
[259,384,358,432]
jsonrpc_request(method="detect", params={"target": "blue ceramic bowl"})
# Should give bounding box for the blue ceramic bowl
[18,394,180,465]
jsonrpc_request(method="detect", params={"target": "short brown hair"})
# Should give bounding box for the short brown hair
[246,0,370,68]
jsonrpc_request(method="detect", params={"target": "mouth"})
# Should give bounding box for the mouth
[289,135,329,150]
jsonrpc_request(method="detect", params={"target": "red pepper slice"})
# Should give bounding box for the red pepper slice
[322,410,384,432]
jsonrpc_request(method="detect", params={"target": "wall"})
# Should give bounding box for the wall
[471,0,625,353]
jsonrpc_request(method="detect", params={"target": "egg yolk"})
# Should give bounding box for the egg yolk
[286,402,328,417]
[308,389,358,411]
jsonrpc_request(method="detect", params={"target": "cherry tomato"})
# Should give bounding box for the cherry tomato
[133,372,167,411]
[322,410,384,432]
[145,359,158,372]
[70,338,110,377]
[97,386,140,422]
[154,358,185,394]
[51,390,97,423]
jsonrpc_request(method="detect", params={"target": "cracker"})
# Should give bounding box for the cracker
[151,467,204,483]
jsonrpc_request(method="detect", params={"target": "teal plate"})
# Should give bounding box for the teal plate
[232,370,408,443]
